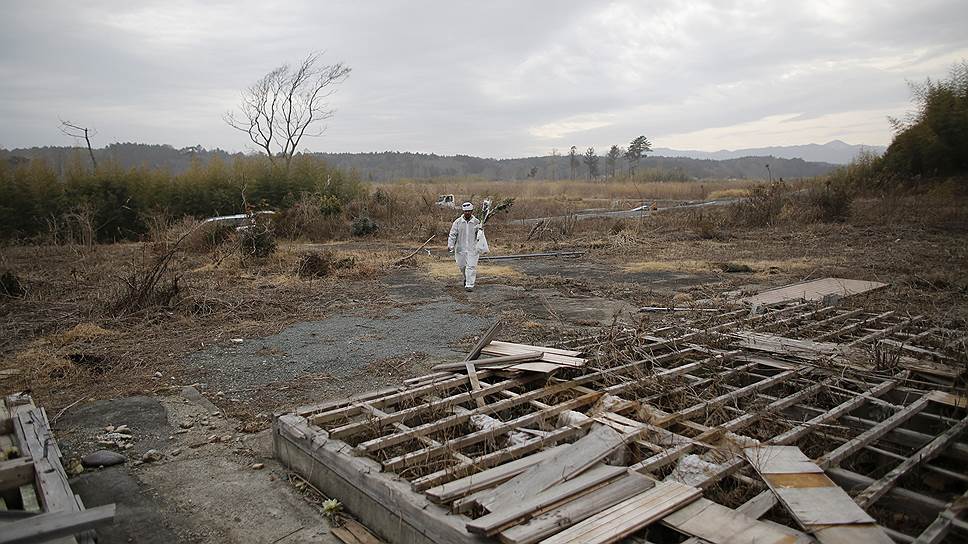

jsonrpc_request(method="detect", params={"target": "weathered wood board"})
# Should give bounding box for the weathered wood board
[740,278,886,306]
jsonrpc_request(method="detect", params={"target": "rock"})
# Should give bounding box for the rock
[153,371,163,378]
[142,449,163,463]
[221,434,233,442]
[179,419,194,429]
[81,450,126,468]
[251,463,265,470]
[104,425,115,432]
[115,425,129,433]
[171,448,182,457]
[208,434,220,443]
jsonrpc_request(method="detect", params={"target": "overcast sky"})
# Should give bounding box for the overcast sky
[2,1,967,158]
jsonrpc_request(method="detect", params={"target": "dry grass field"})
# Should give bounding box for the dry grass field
[2,178,966,421]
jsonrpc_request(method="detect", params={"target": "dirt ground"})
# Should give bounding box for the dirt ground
[1,202,967,543]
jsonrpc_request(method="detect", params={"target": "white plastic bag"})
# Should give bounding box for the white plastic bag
[476,229,489,255]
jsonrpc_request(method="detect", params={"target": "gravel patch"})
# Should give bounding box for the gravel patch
[186,300,488,390]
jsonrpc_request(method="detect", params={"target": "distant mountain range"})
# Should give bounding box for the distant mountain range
[1,140,881,181]
[653,140,885,165]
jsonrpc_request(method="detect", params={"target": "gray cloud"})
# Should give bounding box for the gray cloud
[1,0,966,157]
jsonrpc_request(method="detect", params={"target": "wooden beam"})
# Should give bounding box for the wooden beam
[814,311,894,341]
[465,464,628,536]
[464,321,503,408]
[846,316,922,348]
[431,351,543,372]
[499,472,655,544]
[423,445,565,504]
[538,480,701,544]
[476,424,629,512]
[854,412,968,509]
[816,396,930,468]
[0,457,34,492]
[410,420,593,491]
[0,504,115,544]
[381,390,603,471]
[913,488,968,544]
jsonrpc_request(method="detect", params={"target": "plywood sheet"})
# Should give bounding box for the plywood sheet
[740,278,886,306]
[744,446,824,474]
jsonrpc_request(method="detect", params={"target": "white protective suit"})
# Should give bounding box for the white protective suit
[447,215,488,288]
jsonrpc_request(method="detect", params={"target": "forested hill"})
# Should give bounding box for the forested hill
[316,151,836,181]
[1,143,837,181]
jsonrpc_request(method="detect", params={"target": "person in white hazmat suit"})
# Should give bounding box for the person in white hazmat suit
[447,202,489,291]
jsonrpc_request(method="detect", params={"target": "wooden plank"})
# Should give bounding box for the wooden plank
[661,497,812,544]
[740,278,887,306]
[925,390,968,409]
[485,341,582,358]
[744,445,824,474]
[307,374,473,423]
[879,339,952,361]
[744,446,891,544]
[731,331,845,360]
[355,370,606,454]
[0,458,35,492]
[431,352,543,372]
[537,480,701,544]
[790,308,864,335]
[330,519,384,544]
[381,390,603,472]
[465,464,628,535]
[499,472,655,544]
[735,490,778,520]
[482,345,585,367]
[19,485,40,512]
[334,374,539,443]
[854,411,968,509]
[0,504,115,544]
[15,409,79,513]
[424,445,565,504]
[912,487,968,544]
[411,419,592,491]
[846,316,921,348]
[464,321,504,408]
[478,424,628,512]
[816,396,929,468]
[814,311,894,341]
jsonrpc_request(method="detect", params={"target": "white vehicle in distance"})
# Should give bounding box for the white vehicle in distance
[201,210,276,231]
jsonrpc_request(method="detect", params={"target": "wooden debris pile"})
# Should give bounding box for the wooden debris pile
[276,284,968,544]
[1,393,115,543]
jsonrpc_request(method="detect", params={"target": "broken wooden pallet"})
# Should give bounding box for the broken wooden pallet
[1,393,113,544]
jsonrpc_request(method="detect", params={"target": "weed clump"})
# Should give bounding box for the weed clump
[351,216,378,236]
[731,181,790,227]
[239,214,276,258]
[0,271,26,298]
[296,250,356,278]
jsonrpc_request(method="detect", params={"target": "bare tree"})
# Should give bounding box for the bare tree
[224,52,351,172]
[59,120,97,171]
[550,148,560,181]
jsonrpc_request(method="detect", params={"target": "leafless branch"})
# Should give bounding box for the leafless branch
[59,119,97,171]
[224,52,351,172]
